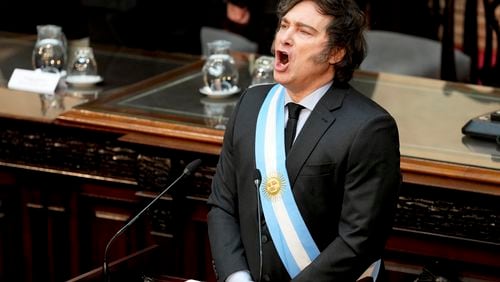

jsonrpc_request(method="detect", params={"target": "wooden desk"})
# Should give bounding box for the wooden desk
[67,245,193,282]
[0,35,208,282]
[0,35,499,281]
[0,34,200,104]
[60,62,500,193]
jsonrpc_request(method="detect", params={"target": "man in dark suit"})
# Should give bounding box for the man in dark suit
[207,0,401,281]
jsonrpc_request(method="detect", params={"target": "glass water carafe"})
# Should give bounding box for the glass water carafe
[202,40,239,94]
[32,25,67,73]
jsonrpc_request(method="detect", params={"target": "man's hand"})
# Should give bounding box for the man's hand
[227,2,250,25]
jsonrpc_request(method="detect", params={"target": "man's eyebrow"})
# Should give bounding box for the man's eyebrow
[281,16,319,32]
[296,22,319,33]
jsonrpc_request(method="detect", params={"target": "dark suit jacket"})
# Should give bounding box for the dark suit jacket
[207,82,401,281]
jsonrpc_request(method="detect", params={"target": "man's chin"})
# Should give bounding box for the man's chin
[273,72,289,85]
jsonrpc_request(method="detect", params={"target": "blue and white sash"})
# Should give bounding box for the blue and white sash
[255,84,320,278]
[255,84,381,280]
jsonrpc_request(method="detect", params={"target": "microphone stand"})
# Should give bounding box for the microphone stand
[254,169,263,282]
[102,159,202,282]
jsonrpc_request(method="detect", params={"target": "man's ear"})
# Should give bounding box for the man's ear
[329,48,346,64]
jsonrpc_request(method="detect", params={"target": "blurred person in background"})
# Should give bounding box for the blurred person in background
[225,0,279,55]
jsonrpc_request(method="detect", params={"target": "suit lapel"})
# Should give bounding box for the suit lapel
[286,86,349,186]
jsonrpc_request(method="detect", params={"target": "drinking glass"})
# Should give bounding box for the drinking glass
[67,47,98,77]
[251,56,275,85]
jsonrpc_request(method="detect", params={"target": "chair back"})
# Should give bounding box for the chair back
[361,30,471,82]
[200,26,258,57]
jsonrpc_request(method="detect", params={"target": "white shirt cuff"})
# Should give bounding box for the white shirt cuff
[225,270,253,282]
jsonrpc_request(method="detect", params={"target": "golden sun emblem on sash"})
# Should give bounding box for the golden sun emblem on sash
[263,173,286,200]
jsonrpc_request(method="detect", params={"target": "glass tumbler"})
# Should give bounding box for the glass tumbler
[251,55,275,85]
[67,47,98,77]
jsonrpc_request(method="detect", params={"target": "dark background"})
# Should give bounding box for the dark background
[0,0,440,55]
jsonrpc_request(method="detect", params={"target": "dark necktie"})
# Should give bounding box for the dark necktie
[285,103,304,155]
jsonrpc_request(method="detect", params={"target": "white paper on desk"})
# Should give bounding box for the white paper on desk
[7,68,61,95]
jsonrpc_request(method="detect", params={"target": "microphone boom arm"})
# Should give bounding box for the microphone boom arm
[102,159,201,282]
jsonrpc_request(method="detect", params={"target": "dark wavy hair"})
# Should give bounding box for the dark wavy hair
[276,0,367,84]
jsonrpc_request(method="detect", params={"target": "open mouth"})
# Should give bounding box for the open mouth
[277,50,289,65]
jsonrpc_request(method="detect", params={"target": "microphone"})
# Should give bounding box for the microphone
[102,159,202,282]
[254,169,263,282]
